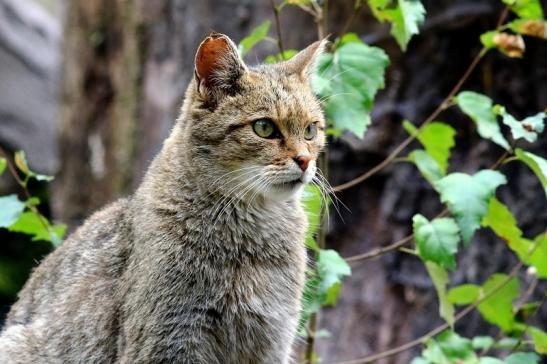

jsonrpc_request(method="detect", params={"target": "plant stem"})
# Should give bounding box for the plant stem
[269,0,286,58]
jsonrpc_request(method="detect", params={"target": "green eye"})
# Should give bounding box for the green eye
[304,123,318,140]
[253,119,278,138]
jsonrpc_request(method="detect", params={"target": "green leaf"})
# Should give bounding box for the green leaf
[423,331,477,364]
[454,92,510,150]
[302,185,323,252]
[0,157,6,175]
[313,39,389,138]
[435,170,507,245]
[502,0,544,19]
[0,194,26,228]
[529,233,547,278]
[478,358,504,364]
[408,150,443,184]
[8,211,66,245]
[482,197,522,245]
[505,352,540,364]
[509,19,547,39]
[494,106,546,143]
[238,20,271,57]
[478,273,519,332]
[368,0,426,51]
[515,149,547,198]
[14,150,54,182]
[413,214,460,270]
[264,49,298,64]
[404,121,456,174]
[410,357,431,364]
[447,284,480,305]
[317,249,351,306]
[529,327,547,354]
[425,262,455,327]
[480,31,499,49]
[472,336,494,350]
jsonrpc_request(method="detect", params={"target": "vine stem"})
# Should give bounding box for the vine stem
[332,47,487,192]
[331,261,524,364]
[269,0,286,58]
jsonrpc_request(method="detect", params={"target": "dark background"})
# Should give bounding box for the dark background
[0,0,546,362]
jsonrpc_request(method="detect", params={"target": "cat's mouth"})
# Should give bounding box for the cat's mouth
[272,178,303,190]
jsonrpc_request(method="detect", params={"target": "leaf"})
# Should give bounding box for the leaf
[264,49,298,64]
[494,106,546,143]
[423,331,477,364]
[238,20,271,57]
[368,0,426,51]
[515,149,547,198]
[454,92,510,150]
[528,233,547,278]
[509,19,547,39]
[0,157,6,175]
[502,0,544,19]
[404,121,456,174]
[472,336,494,350]
[0,194,26,228]
[14,150,54,182]
[447,284,480,305]
[317,249,351,306]
[434,170,507,245]
[482,197,522,245]
[313,39,389,138]
[505,352,540,364]
[302,185,323,252]
[478,273,519,332]
[410,357,431,364]
[425,262,454,327]
[529,327,547,354]
[478,358,504,364]
[8,211,66,245]
[408,150,443,184]
[413,214,460,270]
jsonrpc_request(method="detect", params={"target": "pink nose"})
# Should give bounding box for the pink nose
[294,155,311,171]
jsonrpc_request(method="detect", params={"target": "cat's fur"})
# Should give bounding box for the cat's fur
[0,33,326,363]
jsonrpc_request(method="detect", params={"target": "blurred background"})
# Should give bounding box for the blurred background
[0,0,545,362]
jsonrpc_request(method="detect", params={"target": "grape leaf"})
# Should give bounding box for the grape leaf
[413,214,460,270]
[515,148,547,198]
[404,121,456,174]
[505,352,540,364]
[494,106,546,143]
[317,249,351,306]
[238,20,271,57]
[454,92,510,150]
[0,194,26,228]
[368,0,426,51]
[447,284,480,305]
[478,274,519,332]
[302,185,323,252]
[313,39,389,138]
[408,150,443,184]
[502,0,544,20]
[434,170,507,245]
[425,262,455,327]
[8,212,66,246]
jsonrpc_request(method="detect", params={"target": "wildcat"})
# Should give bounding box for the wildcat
[0,33,326,363]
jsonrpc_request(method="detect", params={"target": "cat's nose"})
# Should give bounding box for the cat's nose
[294,155,311,172]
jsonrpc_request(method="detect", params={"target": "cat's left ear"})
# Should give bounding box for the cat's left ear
[194,33,247,99]
[281,39,328,79]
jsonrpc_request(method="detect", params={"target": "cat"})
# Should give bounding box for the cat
[0,33,326,364]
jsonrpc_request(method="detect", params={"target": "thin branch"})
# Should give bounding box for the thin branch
[333,48,487,192]
[269,0,286,58]
[331,262,524,364]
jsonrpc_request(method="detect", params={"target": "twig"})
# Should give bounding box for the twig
[331,262,524,364]
[269,0,286,58]
[332,47,487,192]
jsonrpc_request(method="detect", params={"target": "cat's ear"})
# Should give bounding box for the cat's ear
[194,33,247,99]
[282,39,328,79]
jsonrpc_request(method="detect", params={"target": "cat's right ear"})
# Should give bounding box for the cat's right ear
[194,33,247,101]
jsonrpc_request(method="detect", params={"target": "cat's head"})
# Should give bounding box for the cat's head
[179,33,326,202]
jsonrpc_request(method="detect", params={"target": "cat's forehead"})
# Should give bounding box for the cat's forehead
[239,66,324,125]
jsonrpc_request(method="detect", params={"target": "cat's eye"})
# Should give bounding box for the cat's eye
[253,119,279,139]
[304,123,318,140]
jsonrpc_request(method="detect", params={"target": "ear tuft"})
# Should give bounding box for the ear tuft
[281,38,329,79]
[194,33,247,98]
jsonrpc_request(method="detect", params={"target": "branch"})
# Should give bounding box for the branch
[332,261,524,364]
[269,0,286,57]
